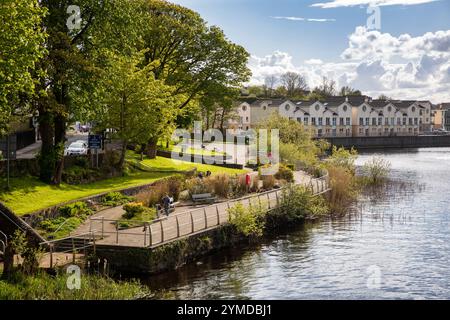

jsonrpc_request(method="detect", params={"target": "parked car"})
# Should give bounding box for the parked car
[65,141,88,156]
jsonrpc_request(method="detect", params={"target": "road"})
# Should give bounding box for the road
[16,131,89,159]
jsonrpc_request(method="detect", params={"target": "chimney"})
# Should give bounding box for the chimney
[345,96,349,102]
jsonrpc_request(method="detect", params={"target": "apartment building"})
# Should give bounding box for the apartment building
[229,96,434,138]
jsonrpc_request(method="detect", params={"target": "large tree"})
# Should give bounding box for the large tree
[280,72,308,98]
[95,51,183,168]
[0,0,47,135]
[139,0,250,156]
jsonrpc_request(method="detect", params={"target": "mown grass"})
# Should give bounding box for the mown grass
[0,171,172,216]
[157,140,226,156]
[0,156,245,216]
[133,154,247,175]
[0,271,149,300]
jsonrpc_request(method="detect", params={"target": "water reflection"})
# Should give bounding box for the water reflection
[145,148,450,299]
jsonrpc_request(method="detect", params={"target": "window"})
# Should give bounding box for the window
[362,105,367,112]
[317,129,323,137]
[359,128,363,134]
[263,105,267,110]
[311,117,316,125]
[245,117,249,122]
[414,118,418,125]
[326,118,330,126]
[409,118,413,125]
[242,105,247,111]
[359,118,364,126]
[372,118,376,126]
[304,117,309,125]
[284,105,290,111]
[315,105,320,111]
[412,106,416,113]
[397,118,401,125]
[339,128,344,133]
[339,118,344,126]
[346,129,350,136]
[403,118,407,125]
[332,129,337,137]
[390,118,395,126]
[239,117,243,124]
[346,118,351,126]
[343,105,348,112]
[318,118,323,126]
[378,117,382,126]
[297,118,302,123]
[385,118,389,125]
[388,106,392,112]
[365,118,370,126]
[332,118,337,126]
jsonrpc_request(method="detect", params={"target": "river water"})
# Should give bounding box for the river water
[144,148,450,299]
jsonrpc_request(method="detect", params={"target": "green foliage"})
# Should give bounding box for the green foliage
[120,202,156,229]
[9,231,44,275]
[0,271,149,300]
[361,157,391,185]
[275,164,294,182]
[327,146,358,173]
[228,202,265,237]
[326,165,358,215]
[276,185,329,221]
[58,202,93,219]
[62,166,101,185]
[101,192,134,207]
[0,0,47,134]
[38,216,83,240]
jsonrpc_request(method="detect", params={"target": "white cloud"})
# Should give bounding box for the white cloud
[248,26,450,103]
[270,16,336,22]
[311,0,439,9]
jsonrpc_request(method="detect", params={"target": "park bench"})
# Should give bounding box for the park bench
[191,193,216,204]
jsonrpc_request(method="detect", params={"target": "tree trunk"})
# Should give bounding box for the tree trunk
[2,245,14,275]
[52,114,66,185]
[38,109,55,183]
[146,137,158,159]
[118,140,127,170]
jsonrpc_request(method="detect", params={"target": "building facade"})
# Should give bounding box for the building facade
[229,96,439,138]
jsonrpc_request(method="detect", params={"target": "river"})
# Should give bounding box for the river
[144,148,450,299]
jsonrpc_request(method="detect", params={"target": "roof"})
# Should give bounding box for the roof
[393,101,416,109]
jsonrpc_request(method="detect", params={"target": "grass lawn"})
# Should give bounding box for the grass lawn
[0,156,246,216]
[132,154,247,175]
[0,171,172,216]
[157,140,226,156]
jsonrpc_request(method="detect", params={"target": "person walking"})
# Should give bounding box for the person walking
[162,194,171,217]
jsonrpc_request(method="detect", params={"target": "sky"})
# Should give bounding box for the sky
[170,0,450,103]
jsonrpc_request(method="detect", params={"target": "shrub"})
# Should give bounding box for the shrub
[122,202,146,219]
[326,165,358,215]
[361,157,391,185]
[261,175,275,190]
[58,202,92,219]
[204,174,231,198]
[184,177,212,196]
[101,192,134,207]
[275,164,294,182]
[276,184,329,221]
[229,175,248,198]
[62,166,101,184]
[327,146,358,173]
[228,202,265,237]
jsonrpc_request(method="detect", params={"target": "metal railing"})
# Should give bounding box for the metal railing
[39,231,97,268]
[88,173,330,249]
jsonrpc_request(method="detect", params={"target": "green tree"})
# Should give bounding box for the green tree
[0,0,47,135]
[340,86,362,96]
[94,51,183,168]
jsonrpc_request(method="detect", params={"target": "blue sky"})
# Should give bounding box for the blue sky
[171,0,450,102]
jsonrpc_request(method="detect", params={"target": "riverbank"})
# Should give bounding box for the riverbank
[0,270,150,300]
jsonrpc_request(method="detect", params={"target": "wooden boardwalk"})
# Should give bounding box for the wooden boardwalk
[42,171,330,253]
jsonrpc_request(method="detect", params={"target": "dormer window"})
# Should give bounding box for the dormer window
[315,105,320,111]
[362,105,367,112]
[343,105,348,112]
[285,105,290,111]
[242,105,247,111]
[388,106,392,112]
[412,107,416,113]
[263,105,267,110]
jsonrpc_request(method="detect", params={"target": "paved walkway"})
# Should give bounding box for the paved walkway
[65,170,329,249]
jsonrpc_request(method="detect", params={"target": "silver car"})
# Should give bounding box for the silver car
[65,142,88,156]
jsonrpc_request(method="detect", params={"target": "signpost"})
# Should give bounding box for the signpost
[88,134,102,168]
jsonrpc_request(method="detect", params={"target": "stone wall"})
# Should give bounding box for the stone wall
[325,135,450,149]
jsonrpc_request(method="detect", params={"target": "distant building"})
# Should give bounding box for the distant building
[229,96,437,138]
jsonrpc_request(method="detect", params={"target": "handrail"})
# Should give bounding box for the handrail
[40,231,96,246]
[0,230,7,246]
[0,240,5,254]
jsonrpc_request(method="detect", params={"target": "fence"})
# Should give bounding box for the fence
[88,173,330,249]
